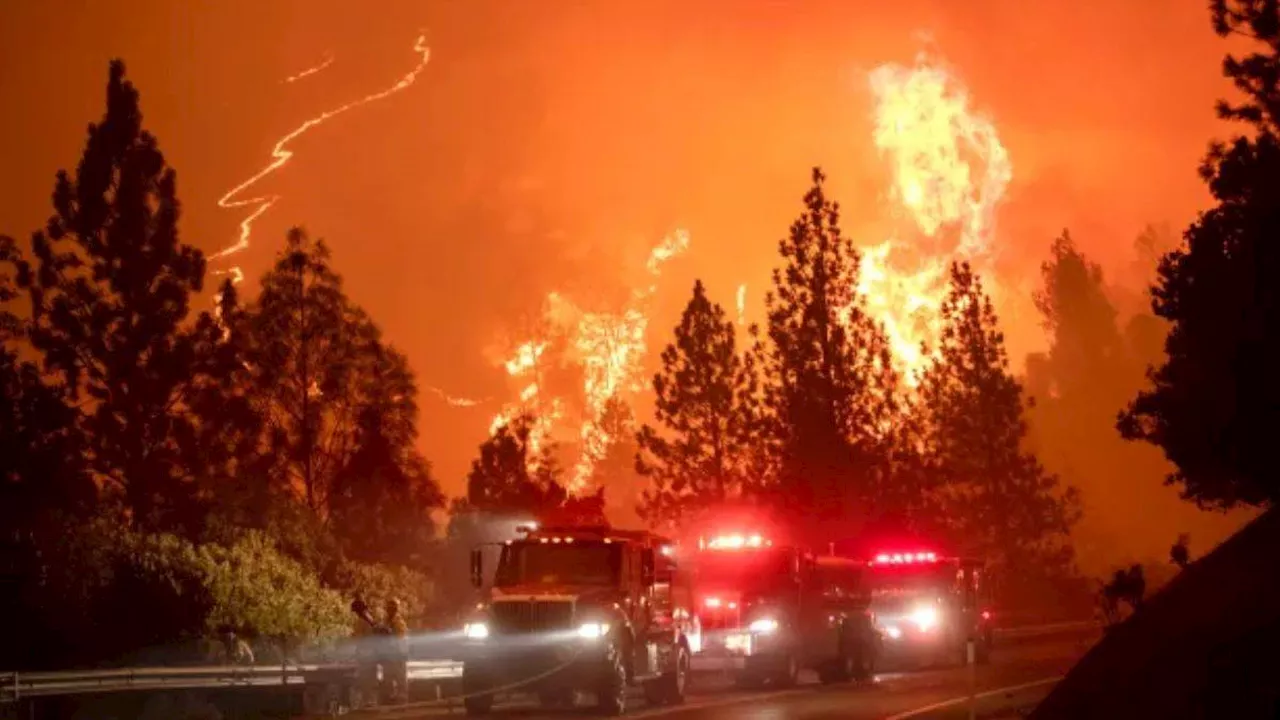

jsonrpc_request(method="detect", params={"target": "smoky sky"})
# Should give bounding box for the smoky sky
[0,1,1249,565]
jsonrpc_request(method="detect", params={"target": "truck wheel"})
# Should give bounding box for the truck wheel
[818,654,854,685]
[596,644,628,716]
[644,644,688,706]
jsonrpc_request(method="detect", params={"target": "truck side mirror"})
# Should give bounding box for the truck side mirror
[641,549,655,585]
[470,548,484,589]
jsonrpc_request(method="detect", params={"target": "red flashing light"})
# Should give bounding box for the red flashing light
[981,610,992,621]
[871,550,939,566]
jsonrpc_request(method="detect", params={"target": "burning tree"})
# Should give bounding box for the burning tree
[636,280,757,529]
[916,262,1080,590]
[465,413,568,517]
[759,168,899,543]
[1118,0,1280,509]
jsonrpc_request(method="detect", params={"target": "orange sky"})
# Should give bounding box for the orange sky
[0,1,1238,532]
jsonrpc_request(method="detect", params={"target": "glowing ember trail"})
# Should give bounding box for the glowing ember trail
[736,284,747,325]
[860,52,1012,383]
[427,386,485,408]
[490,230,691,490]
[211,36,431,281]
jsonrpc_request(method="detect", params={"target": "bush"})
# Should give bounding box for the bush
[340,561,436,628]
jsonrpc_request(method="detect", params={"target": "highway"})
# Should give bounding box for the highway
[365,632,1096,720]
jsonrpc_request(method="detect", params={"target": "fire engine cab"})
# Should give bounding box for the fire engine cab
[688,532,878,687]
[460,524,695,716]
[865,550,994,668]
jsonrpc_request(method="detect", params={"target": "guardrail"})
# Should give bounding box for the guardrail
[2,624,1092,704]
[0,661,463,704]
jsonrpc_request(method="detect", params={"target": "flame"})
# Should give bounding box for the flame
[860,53,1012,383]
[282,53,335,84]
[427,386,485,408]
[736,284,747,325]
[211,36,431,283]
[490,230,690,490]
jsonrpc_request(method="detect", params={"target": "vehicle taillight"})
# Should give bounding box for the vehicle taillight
[981,610,992,621]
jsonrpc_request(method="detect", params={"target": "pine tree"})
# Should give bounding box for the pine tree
[15,61,227,535]
[917,262,1080,583]
[328,342,444,566]
[760,168,898,542]
[636,280,754,529]
[466,414,567,517]
[247,228,378,514]
[1118,0,1280,508]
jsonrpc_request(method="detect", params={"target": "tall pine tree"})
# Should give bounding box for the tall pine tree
[1119,0,1280,508]
[328,341,444,566]
[637,280,755,529]
[918,262,1080,587]
[247,228,379,515]
[760,168,898,542]
[16,61,232,536]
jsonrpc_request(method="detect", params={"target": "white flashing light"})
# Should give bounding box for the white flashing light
[464,622,490,640]
[660,545,673,557]
[885,625,903,640]
[552,537,562,543]
[872,550,940,565]
[704,597,722,608]
[565,537,574,544]
[707,533,769,550]
[748,618,779,634]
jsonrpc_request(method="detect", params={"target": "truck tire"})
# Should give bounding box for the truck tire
[596,643,628,716]
[644,644,689,706]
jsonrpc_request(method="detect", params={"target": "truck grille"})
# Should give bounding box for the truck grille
[491,600,574,634]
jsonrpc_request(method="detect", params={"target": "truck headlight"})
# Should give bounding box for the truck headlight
[910,605,939,632]
[464,622,490,640]
[748,618,778,634]
[577,622,610,640]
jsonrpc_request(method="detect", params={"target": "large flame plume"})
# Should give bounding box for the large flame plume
[860,53,1012,383]
[490,230,690,490]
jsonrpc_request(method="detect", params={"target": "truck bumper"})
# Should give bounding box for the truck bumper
[693,629,791,673]
[461,640,612,693]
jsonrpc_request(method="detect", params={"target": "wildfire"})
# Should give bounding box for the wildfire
[489,230,691,490]
[736,284,747,325]
[212,36,431,283]
[860,52,1012,383]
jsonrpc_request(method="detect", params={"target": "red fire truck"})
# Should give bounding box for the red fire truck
[863,549,994,668]
[459,524,696,716]
[687,531,878,687]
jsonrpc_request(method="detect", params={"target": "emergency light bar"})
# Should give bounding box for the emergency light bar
[704,534,771,550]
[872,551,938,565]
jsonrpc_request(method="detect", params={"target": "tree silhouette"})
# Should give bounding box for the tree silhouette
[14,60,228,535]
[247,228,379,515]
[759,168,898,542]
[918,262,1080,583]
[466,414,567,517]
[637,280,756,529]
[328,342,444,566]
[1119,0,1280,508]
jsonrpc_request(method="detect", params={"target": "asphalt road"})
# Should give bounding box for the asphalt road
[368,633,1096,720]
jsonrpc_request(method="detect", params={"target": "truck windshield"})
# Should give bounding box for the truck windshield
[494,541,621,587]
[696,548,793,592]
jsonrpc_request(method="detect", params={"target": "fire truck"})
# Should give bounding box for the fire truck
[863,550,994,668]
[459,524,696,716]
[687,532,879,687]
